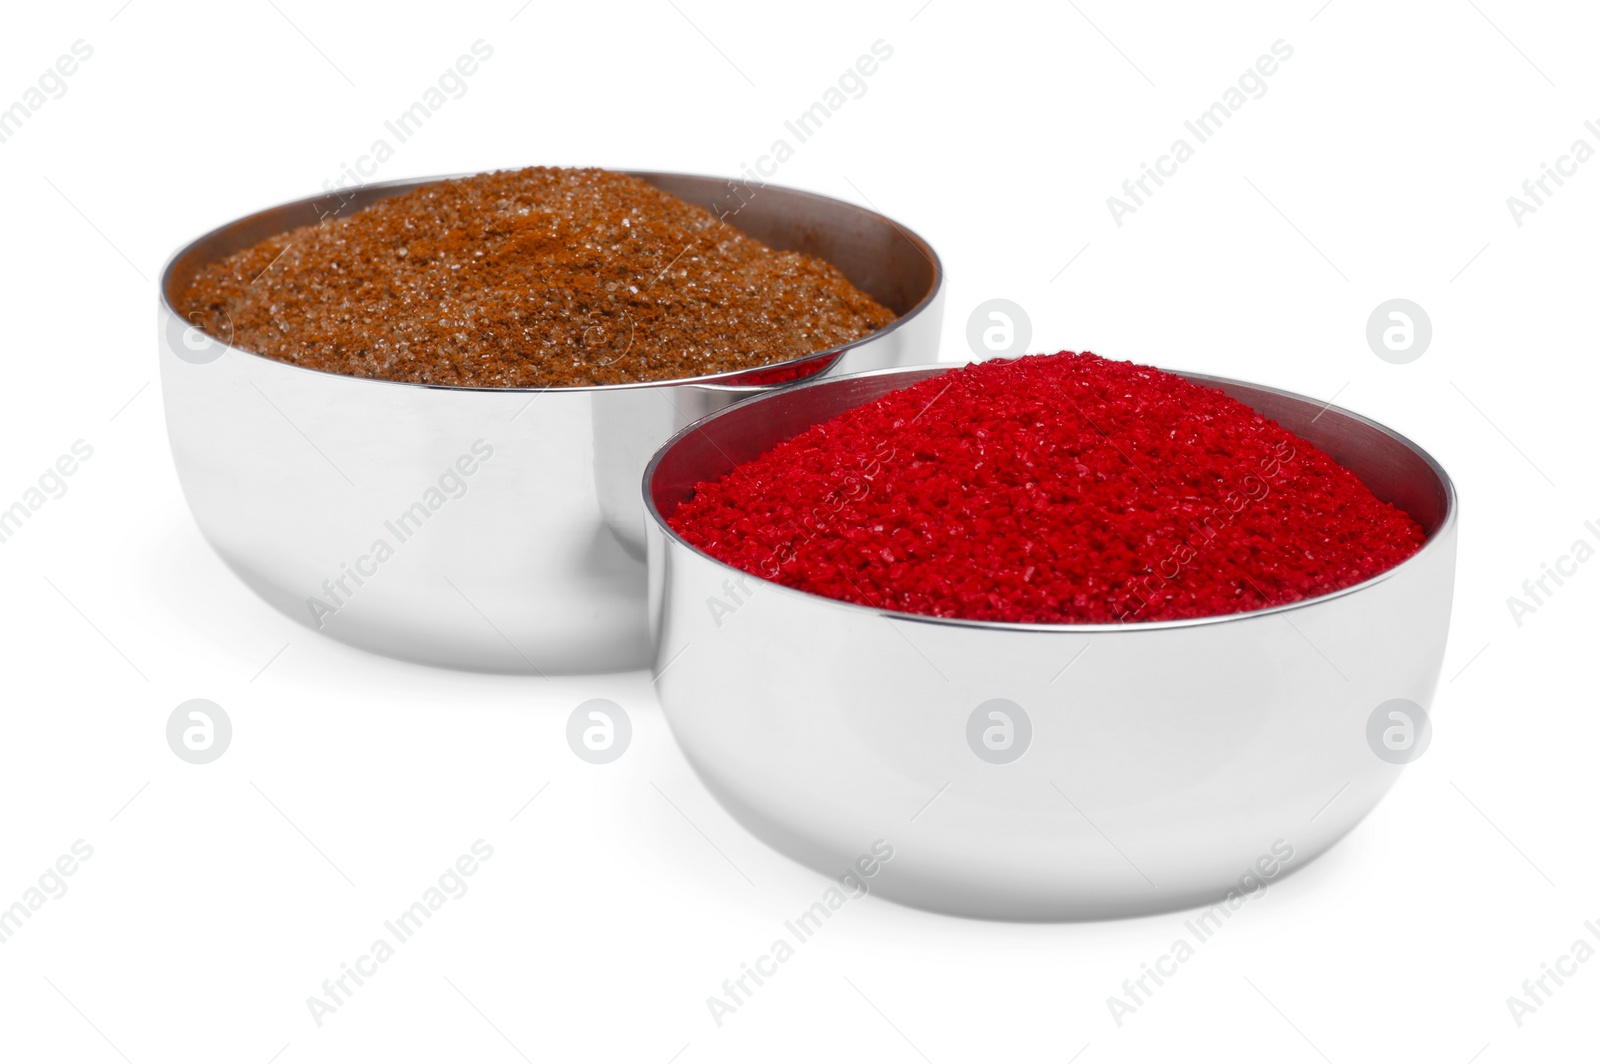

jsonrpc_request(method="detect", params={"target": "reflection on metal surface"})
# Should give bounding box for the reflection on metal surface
[645,365,1458,919]
[159,172,945,672]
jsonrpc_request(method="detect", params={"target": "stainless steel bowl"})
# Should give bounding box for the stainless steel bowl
[159,172,943,673]
[645,365,1457,919]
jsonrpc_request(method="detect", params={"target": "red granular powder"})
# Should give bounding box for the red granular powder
[667,352,1428,623]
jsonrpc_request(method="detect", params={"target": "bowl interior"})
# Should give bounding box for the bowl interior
[633,172,937,317]
[648,363,1453,544]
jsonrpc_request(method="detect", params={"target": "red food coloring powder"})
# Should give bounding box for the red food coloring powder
[667,352,1429,624]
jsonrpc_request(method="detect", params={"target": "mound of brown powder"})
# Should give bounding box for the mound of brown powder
[177,167,898,387]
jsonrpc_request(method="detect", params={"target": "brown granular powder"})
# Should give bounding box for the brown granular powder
[178,167,899,388]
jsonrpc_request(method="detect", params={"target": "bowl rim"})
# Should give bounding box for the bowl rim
[642,361,1460,633]
[158,168,945,396]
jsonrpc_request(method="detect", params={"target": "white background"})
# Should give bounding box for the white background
[1,1,1596,1061]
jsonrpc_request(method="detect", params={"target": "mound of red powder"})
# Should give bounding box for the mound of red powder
[668,352,1428,623]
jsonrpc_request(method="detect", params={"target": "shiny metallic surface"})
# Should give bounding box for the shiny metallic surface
[159,173,944,673]
[645,365,1458,920]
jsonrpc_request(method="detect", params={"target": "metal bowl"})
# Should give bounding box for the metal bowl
[159,172,943,673]
[644,365,1457,919]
